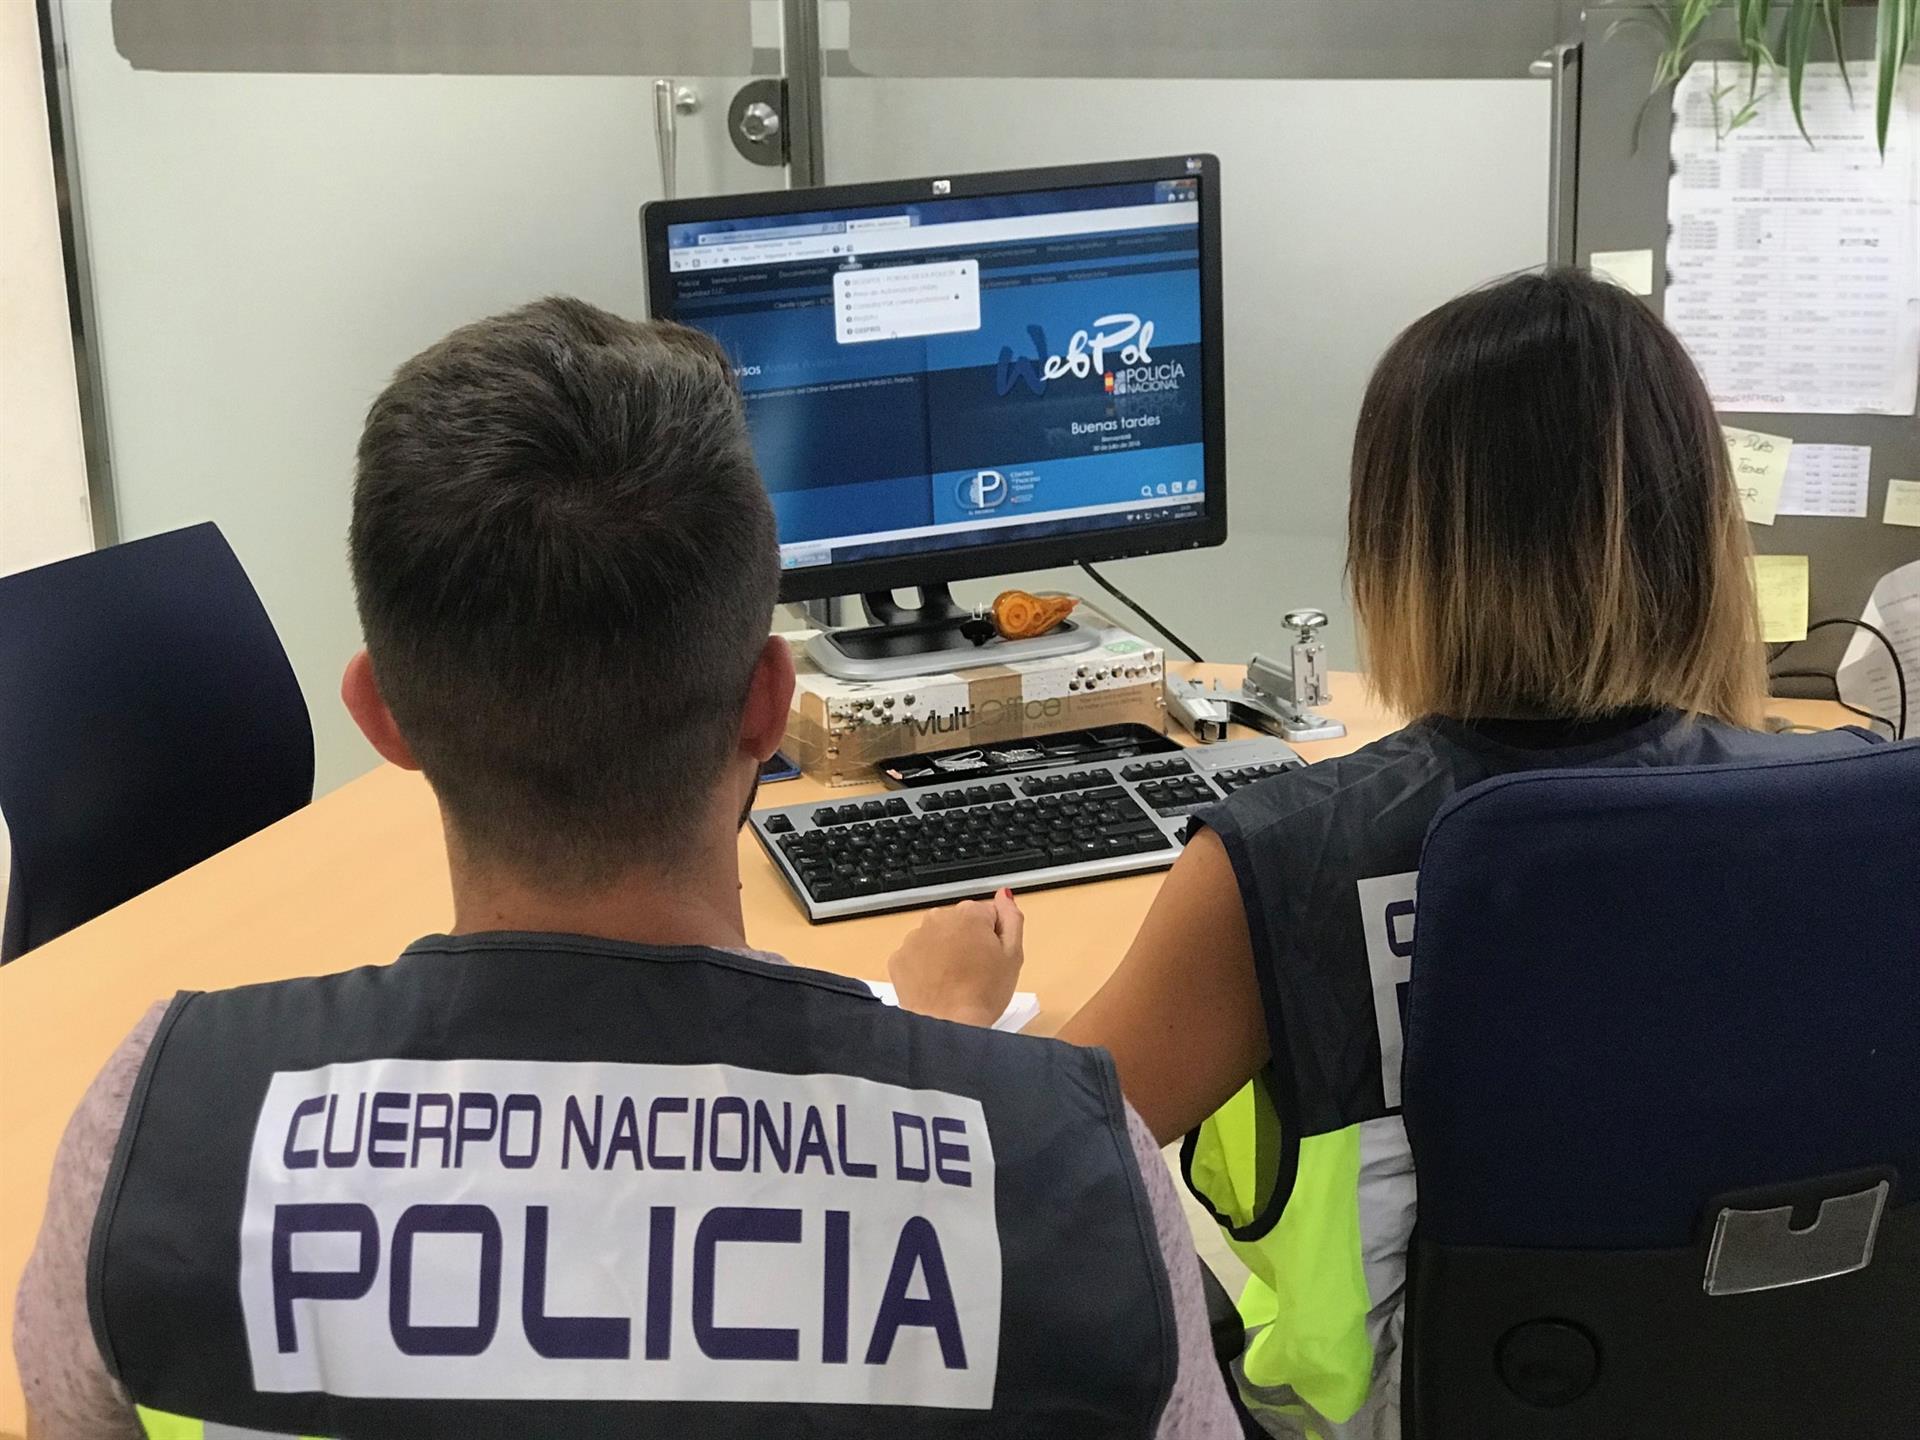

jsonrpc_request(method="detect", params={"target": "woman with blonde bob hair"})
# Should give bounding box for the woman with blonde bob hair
[893,268,1881,1438]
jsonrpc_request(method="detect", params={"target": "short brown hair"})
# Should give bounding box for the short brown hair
[1348,270,1765,727]
[350,297,778,884]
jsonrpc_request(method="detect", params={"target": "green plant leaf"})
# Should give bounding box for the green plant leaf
[1820,0,1852,99]
[1678,0,1722,48]
[1785,0,1819,145]
[1878,0,1917,157]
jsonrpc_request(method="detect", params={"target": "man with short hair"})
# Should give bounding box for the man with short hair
[14,298,1236,1438]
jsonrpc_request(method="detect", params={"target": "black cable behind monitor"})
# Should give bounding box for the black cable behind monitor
[1769,617,1908,739]
[1077,560,1204,663]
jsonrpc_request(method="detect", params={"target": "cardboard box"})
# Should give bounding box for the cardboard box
[784,617,1166,787]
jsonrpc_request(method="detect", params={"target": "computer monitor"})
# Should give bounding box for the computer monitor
[643,154,1226,675]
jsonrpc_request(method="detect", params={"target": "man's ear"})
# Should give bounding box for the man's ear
[739,636,797,762]
[341,649,421,771]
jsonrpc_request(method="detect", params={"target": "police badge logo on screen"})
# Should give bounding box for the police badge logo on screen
[238,1058,1002,1408]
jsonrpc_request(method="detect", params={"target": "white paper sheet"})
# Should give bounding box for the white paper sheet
[1666,64,1920,416]
[1777,443,1873,518]
[866,982,1041,1034]
[1837,558,1920,738]
[1591,248,1655,295]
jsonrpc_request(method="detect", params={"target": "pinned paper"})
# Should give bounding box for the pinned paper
[1666,64,1920,416]
[1724,427,1793,525]
[1778,444,1872,518]
[1750,555,1809,643]
[1590,249,1655,296]
[1885,480,1920,528]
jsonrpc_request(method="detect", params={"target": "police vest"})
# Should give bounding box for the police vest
[89,935,1180,1438]
[1183,714,1881,1437]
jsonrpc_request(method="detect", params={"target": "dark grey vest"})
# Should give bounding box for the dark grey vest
[90,936,1178,1438]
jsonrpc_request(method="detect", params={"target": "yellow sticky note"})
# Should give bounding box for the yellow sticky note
[1590,248,1655,296]
[1724,427,1793,526]
[1885,480,1920,528]
[1751,555,1809,643]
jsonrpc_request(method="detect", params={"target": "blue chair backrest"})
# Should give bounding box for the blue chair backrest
[0,523,313,961]
[1403,741,1920,1251]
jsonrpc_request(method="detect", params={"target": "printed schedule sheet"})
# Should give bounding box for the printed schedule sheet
[1666,64,1920,416]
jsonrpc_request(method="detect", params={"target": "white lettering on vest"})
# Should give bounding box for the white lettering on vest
[1356,870,1420,1110]
[239,1058,1001,1408]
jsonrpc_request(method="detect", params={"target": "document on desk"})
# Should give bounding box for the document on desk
[1666,63,1920,416]
[1838,558,1920,738]
[867,982,1041,1033]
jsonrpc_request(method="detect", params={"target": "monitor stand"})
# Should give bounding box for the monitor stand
[805,584,1101,682]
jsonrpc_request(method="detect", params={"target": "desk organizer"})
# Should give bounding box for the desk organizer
[783,609,1166,788]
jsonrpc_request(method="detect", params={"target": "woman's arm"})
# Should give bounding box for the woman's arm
[1058,828,1269,1145]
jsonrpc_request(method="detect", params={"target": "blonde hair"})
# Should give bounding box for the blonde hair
[1348,270,1766,728]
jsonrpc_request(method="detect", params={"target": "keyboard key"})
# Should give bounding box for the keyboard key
[912,849,1049,886]
[1120,758,1191,782]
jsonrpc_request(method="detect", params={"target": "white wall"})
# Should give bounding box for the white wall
[2,0,95,923]
[1,0,91,576]
[825,77,1550,669]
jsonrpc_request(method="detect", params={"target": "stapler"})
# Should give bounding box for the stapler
[1164,610,1349,744]
[1166,674,1233,743]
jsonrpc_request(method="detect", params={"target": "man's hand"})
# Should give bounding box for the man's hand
[887,889,1025,1027]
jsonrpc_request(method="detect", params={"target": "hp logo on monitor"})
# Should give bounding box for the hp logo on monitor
[932,179,952,195]
[957,469,1009,511]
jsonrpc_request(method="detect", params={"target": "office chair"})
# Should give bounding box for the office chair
[1400,741,1920,1439]
[0,523,313,962]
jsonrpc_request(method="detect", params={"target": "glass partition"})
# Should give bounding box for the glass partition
[59,0,778,789]
[55,0,1556,786]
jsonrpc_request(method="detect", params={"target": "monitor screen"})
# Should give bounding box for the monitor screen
[644,156,1224,601]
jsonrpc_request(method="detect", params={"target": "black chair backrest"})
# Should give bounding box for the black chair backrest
[0,523,313,961]
[1400,742,1920,1439]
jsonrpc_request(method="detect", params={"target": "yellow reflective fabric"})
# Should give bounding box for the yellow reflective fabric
[136,1407,320,1440]
[1188,1082,1375,1425]
[135,1409,202,1440]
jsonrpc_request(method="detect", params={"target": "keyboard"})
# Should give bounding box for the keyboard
[750,736,1304,922]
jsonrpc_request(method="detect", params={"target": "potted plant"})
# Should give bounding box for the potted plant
[1603,0,1916,151]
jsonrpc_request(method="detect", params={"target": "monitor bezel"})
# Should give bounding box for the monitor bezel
[642,153,1227,604]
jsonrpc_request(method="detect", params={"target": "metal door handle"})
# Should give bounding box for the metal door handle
[651,79,700,201]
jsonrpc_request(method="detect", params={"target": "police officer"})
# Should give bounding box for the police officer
[14,300,1236,1439]
[897,270,1883,1438]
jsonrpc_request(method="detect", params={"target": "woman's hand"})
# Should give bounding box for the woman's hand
[887,888,1024,1027]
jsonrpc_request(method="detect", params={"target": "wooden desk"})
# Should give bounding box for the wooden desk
[0,671,1852,1433]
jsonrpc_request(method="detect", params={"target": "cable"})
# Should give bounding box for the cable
[1768,617,1907,739]
[1076,561,1205,663]
[1768,670,1895,735]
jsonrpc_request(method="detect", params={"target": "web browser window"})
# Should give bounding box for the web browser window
[663,178,1206,572]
